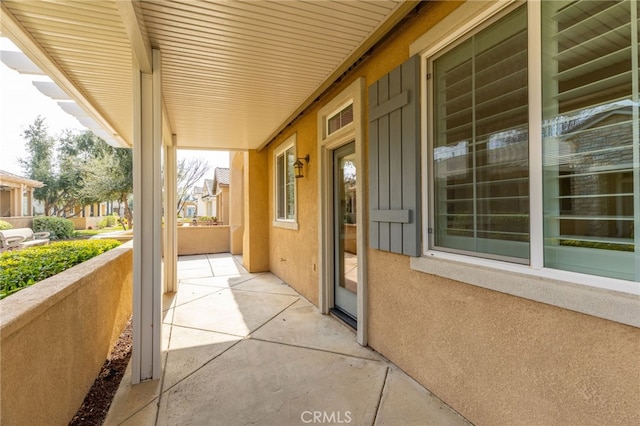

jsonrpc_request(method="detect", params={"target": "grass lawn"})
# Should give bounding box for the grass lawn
[73,226,126,238]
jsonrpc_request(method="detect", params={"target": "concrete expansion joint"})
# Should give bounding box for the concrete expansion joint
[248,336,385,363]
[163,336,244,395]
[164,290,220,311]
[372,366,391,426]
[229,287,297,297]
[171,323,246,340]
[246,297,301,336]
[115,398,159,426]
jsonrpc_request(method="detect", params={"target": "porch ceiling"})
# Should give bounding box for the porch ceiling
[0,0,416,151]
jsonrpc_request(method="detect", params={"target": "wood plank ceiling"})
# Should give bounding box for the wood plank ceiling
[1,0,413,150]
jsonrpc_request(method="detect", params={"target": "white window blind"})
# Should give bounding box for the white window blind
[431,6,530,261]
[328,103,354,136]
[542,0,639,281]
[276,145,296,221]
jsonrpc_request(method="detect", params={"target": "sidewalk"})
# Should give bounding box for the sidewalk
[104,253,470,426]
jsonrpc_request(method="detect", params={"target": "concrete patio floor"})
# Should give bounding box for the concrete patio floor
[105,253,471,426]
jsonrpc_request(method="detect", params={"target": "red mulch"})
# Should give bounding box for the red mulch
[69,318,132,426]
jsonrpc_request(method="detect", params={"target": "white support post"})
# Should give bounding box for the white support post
[11,188,18,216]
[132,49,163,384]
[18,184,24,216]
[164,136,178,293]
[27,188,33,217]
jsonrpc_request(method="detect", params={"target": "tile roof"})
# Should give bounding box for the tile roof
[203,179,214,196]
[213,167,230,188]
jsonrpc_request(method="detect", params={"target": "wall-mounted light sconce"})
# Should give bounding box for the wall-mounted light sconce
[294,154,310,178]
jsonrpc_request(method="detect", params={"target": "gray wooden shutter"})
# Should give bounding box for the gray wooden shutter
[368,55,421,256]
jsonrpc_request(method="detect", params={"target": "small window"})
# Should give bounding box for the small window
[327,103,354,136]
[275,136,297,222]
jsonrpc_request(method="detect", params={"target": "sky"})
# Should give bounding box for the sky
[0,37,228,183]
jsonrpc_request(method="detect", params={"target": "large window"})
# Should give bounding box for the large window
[542,0,638,281]
[431,5,529,261]
[427,1,639,282]
[275,136,297,223]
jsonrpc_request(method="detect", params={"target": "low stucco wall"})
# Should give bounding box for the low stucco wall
[0,243,132,426]
[344,224,357,255]
[1,217,33,229]
[178,225,230,255]
[68,217,104,230]
[68,217,86,230]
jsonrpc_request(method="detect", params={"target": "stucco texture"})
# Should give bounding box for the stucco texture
[368,250,640,425]
[263,1,640,424]
[243,150,270,272]
[268,118,321,306]
[0,246,132,425]
[177,225,230,255]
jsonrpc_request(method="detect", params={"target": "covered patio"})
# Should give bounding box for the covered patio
[0,0,418,384]
[0,169,42,219]
[3,1,638,424]
[105,253,469,425]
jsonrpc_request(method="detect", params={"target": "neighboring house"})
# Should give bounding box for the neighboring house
[0,170,43,217]
[191,184,205,218]
[199,178,216,218]
[212,167,229,224]
[2,1,638,425]
[177,198,196,218]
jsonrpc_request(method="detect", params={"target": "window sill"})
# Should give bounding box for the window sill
[410,253,640,328]
[272,220,299,231]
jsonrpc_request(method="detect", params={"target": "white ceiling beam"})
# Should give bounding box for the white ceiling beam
[162,102,173,147]
[0,3,129,148]
[33,81,72,100]
[117,1,174,144]
[115,0,153,74]
[0,50,45,75]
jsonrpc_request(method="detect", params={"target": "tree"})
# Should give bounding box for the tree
[176,157,210,215]
[81,145,133,229]
[20,116,58,215]
[56,130,103,215]
[19,117,134,224]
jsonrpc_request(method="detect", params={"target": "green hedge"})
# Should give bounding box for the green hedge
[33,216,75,240]
[0,239,122,299]
[0,220,12,231]
[98,215,118,229]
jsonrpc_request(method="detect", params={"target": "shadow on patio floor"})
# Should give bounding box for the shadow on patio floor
[104,253,470,426]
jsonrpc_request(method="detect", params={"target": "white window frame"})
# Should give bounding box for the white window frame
[326,101,354,137]
[411,0,639,328]
[317,78,368,345]
[273,134,298,230]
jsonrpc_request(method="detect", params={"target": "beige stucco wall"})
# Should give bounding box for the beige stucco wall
[0,191,10,217]
[68,217,87,230]
[0,244,132,425]
[368,250,640,425]
[0,217,33,229]
[243,150,270,272]
[263,1,640,424]
[216,186,230,225]
[344,224,357,255]
[268,116,321,305]
[229,152,244,255]
[177,225,230,255]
